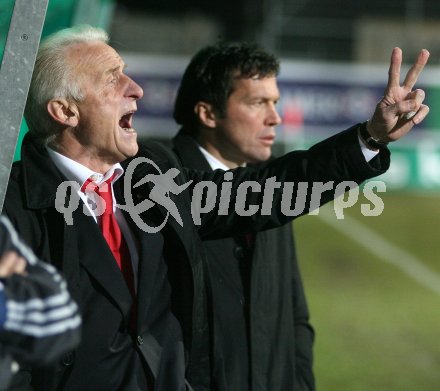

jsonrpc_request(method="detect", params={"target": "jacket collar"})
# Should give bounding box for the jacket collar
[20,133,67,210]
[172,129,213,172]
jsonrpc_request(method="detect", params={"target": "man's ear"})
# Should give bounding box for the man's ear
[194,101,217,128]
[47,99,79,127]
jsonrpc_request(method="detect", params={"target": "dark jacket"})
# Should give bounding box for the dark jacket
[4,126,389,390]
[4,135,191,391]
[0,216,81,391]
[172,131,314,391]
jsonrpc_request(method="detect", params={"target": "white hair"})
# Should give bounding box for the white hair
[25,25,109,144]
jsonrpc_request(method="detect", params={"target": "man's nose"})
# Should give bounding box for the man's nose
[266,103,282,126]
[125,76,144,100]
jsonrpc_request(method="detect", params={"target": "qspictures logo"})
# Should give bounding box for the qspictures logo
[55,157,386,234]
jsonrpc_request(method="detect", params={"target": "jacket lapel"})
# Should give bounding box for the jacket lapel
[172,132,213,172]
[134,228,164,330]
[115,179,166,331]
[74,206,134,321]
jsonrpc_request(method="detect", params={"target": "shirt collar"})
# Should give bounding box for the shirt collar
[46,147,124,189]
[198,145,243,171]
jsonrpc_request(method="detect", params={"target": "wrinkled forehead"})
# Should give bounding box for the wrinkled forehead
[66,41,123,79]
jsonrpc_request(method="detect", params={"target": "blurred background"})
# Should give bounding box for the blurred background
[1,1,439,390]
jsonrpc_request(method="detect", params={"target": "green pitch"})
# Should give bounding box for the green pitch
[294,192,440,391]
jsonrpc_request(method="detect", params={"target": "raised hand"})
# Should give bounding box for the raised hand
[367,47,430,143]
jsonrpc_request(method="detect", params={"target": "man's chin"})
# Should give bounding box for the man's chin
[126,144,139,158]
[249,152,272,164]
[115,142,139,163]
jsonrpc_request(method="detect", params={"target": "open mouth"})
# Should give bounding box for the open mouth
[119,111,135,133]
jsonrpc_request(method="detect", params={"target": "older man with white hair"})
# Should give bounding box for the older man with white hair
[4,23,429,391]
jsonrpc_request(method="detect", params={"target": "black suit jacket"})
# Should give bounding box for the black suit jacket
[172,131,315,391]
[4,126,389,390]
[4,135,188,391]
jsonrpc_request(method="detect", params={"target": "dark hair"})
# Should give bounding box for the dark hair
[173,41,280,129]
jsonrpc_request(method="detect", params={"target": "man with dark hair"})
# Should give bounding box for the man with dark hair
[0,215,81,390]
[3,24,429,391]
[173,42,280,130]
[172,41,314,391]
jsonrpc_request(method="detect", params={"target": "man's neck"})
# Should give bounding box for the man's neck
[196,136,241,169]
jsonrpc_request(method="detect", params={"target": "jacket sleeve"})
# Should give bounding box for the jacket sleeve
[132,125,390,240]
[187,125,390,239]
[0,215,81,367]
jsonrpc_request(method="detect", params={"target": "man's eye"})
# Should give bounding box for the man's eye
[109,75,119,85]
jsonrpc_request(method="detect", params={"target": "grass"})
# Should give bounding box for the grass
[294,192,440,391]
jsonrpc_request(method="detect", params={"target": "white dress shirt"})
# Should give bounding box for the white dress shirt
[198,145,231,171]
[47,148,139,290]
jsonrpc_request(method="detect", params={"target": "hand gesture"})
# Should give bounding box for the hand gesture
[0,250,27,277]
[367,47,430,143]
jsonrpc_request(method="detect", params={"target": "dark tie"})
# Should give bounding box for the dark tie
[82,175,136,306]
